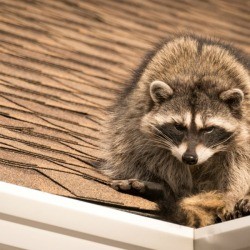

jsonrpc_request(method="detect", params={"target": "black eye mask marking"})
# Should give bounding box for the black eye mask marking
[155,122,233,149]
[174,124,187,132]
[156,123,185,145]
[202,126,233,147]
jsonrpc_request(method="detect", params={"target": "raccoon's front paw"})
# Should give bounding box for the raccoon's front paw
[111,179,146,194]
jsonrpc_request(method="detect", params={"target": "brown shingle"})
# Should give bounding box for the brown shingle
[0,0,249,218]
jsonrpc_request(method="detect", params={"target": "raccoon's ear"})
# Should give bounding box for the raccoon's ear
[220,88,244,108]
[150,80,173,103]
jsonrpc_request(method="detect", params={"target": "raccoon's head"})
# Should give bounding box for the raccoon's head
[140,80,245,165]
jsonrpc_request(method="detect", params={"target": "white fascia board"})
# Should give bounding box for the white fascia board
[0,219,121,250]
[0,181,193,250]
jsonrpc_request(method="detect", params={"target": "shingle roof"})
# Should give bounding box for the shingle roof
[0,0,249,218]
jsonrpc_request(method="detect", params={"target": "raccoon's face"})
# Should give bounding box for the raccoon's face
[140,80,244,165]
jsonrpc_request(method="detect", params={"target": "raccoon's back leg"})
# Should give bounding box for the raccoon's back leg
[162,192,225,228]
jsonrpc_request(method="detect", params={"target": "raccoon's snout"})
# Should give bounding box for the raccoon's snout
[182,152,198,165]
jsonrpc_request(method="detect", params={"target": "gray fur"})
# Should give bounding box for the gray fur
[100,34,250,226]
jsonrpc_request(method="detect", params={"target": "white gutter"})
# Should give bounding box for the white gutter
[0,181,193,250]
[0,181,249,250]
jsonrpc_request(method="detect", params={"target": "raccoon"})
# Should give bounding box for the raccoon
[100,34,250,227]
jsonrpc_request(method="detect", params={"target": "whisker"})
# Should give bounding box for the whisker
[149,124,176,146]
[199,146,211,162]
[210,133,235,149]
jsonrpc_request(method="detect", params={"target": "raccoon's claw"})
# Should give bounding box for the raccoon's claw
[217,209,238,222]
[110,179,146,193]
[224,210,243,221]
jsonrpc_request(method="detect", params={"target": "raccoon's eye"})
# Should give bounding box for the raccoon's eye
[174,124,187,132]
[202,126,215,134]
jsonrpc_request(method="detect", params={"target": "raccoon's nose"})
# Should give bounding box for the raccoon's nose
[182,153,198,165]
